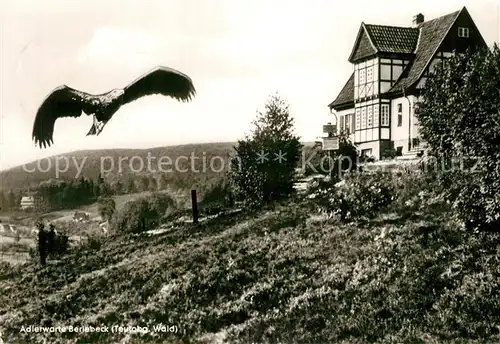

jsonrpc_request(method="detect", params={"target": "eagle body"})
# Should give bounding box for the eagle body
[32,66,195,148]
[83,89,126,135]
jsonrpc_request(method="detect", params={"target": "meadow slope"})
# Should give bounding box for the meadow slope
[1,197,499,344]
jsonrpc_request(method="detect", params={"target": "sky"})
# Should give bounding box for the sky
[0,0,498,170]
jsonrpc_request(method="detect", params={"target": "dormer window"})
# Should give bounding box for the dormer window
[458,27,469,38]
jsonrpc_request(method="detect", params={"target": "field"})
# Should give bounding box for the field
[1,194,499,344]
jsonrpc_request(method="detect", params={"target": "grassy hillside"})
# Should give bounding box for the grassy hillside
[1,196,499,344]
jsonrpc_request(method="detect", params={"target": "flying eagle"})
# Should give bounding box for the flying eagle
[32,66,196,148]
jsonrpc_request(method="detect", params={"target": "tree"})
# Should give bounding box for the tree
[7,190,17,210]
[157,174,169,191]
[61,184,75,208]
[229,93,302,205]
[417,45,500,230]
[97,197,116,222]
[111,180,124,195]
[139,175,150,192]
[0,191,7,210]
[201,178,234,214]
[99,183,112,197]
[148,176,158,192]
[97,172,105,186]
[125,177,136,194]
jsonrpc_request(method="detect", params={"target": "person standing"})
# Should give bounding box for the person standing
[47,223,56,255]
[37,222,47,265]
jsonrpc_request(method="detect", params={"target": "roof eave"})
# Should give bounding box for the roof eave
[329,101,355,111]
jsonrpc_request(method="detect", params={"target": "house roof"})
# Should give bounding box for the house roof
[364,24,420,54]
[328,72,354,109]
[389,9,462,92]
[330,7,480,108]
[348,23,420,62]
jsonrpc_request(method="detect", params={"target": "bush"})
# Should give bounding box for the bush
[85,233,103,251]
[417,45,500,231]
[229,94,302,206]
[450,175,500,231]
[51,233,69,255]
[381,147,397,160]
[200,179,234,215]
[310,171,395,222]
[112,193,176,233]
[97,197,116,222]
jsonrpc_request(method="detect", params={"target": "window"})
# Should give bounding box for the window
[366,67,373,82]
[392,65,403,81]
[359,69,366,84]
[381,64,391,80]
[339,116,345,132]
[458,27,469,38]
[397,103,403,127]
[381,104,390,126]
[373,106,379,127]
[345,114,351,133]
[355,59,378,100]
[361,149,373,158]
[361,107,367,129]
[380,81,392,94]
[355,108,361,130]
[396,146,403,156]
[367,106,373,127]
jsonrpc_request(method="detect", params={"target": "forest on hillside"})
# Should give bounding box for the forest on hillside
[0,143,236,211]
[0,142,317,212]
[0,143,236,193]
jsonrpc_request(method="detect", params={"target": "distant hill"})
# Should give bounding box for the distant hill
[0,141,317,193]
[0,142,237,193]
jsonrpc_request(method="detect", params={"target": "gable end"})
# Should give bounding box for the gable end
[348,24,377,63]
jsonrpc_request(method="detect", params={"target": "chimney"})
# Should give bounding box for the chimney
[412,13,424,27]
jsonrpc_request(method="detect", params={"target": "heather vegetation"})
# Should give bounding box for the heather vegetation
[1,171,499,343]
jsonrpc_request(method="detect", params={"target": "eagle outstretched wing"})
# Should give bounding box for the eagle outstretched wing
[32,85,93,148]
[121,66,196,105]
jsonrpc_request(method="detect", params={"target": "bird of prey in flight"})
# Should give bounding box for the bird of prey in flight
[32,66,196,148]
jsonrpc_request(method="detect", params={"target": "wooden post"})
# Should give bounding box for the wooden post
[191,190,198,224]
